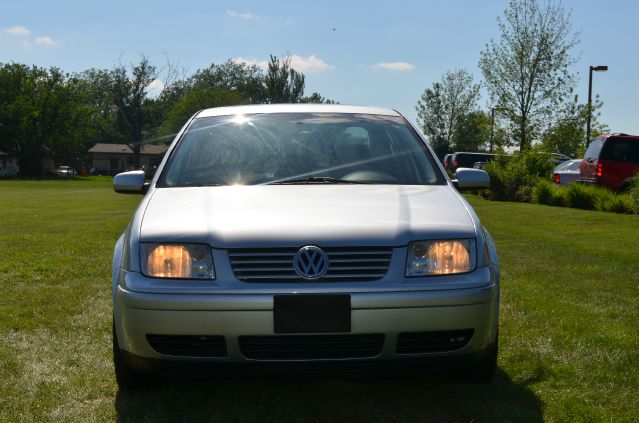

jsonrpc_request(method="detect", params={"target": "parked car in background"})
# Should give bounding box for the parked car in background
[548,153,571,165]
[55,165,76,177]
[580,134,639,192]
[442,154,453,171]
[552,159,582,185]
[451,152,494,173]
[111,104,499,389]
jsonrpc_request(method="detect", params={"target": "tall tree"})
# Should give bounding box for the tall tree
[160,88,247,135]
[0,64,87,176]
[191,60,267,103]
[452,111,492,153]
[415,69,481,158]
[541,94,607,157]
[479,0,579,150]
[265,55,305,103]
[108,57,171,167]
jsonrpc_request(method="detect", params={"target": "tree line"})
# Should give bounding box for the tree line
[0,55,334,176]
[416,0,608,159]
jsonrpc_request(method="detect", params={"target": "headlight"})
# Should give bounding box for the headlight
[141,243,215,279]
[405,239,476,276]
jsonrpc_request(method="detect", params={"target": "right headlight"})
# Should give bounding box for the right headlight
[405,239,476,276]
[141,243,215,279]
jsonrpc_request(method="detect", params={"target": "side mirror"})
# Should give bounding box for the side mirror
[113,170,148,194]
[453,168,490,190]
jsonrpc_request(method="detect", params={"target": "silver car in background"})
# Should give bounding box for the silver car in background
[552,159,582,185]
[111,104,500,389]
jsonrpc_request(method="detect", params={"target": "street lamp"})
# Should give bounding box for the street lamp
[586,65,608,146]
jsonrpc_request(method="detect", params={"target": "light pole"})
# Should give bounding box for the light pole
[586,65,608,146]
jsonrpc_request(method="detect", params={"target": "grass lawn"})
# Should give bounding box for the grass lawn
[0,178,637,422]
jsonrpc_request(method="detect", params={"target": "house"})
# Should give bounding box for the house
[0,151,19,177]
[87,143,168,175]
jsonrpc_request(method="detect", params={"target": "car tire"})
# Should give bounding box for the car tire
[617,178,634,193]
[113,319,157,390]
[463,330,498,383]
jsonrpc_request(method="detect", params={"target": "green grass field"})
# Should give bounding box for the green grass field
[1,178,637,422]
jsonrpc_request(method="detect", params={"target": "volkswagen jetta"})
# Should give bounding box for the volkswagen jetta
[111,104,499,389]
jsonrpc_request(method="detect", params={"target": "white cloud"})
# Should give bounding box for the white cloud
[288,54,333,72]
[373,62,415,71]
[146,79,165,98]
[233,57,269,70]
[5,26,31,36]
[233,54,333,73]
[226,10,261,20]
[35,36,55,46]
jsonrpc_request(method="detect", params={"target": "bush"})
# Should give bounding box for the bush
[564,183,597,210]
[630,173,639,209]
[532,179,637,214]
[533,180,565,206]
[595,189,636,214]
[484,150,555,202]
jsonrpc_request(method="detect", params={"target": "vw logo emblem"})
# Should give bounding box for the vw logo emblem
[293,246,329,279]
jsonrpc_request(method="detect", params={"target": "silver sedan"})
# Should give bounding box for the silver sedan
[111,104,500,389]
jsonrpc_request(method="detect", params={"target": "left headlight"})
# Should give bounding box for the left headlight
[405,239,476,277]
[141,243,215,279]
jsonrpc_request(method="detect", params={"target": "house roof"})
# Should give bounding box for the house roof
[87,143,168,155]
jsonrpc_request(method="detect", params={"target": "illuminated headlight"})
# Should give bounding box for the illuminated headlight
[405,240,476,276]
[141,243,215,279]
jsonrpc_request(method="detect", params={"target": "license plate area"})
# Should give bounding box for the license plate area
[273,294,351,334]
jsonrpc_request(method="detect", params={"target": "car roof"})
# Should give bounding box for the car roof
[598,133,639,139]
[195,104,401,118]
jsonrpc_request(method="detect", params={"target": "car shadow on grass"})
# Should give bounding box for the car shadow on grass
[114,368,542,422]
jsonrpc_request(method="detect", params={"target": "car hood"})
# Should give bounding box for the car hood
[139,185,476,247]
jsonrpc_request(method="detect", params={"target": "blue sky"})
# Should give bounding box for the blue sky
[1,0,638,134]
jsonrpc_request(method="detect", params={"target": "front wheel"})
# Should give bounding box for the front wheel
[113,319,157,390]
[464,331,498,383]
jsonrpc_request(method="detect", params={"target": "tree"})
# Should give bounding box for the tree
[108,57,174,168]
[479,0,579,150]
[541,94,607,157]
[416,69,481,158]
[160,88,247,135]
[0,63,88,176]
[301,92,337,104]
[452,111,492,152]
[191,60,267,103]
[265,55,305,103]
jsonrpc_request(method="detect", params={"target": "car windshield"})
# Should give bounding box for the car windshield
[159,113,444,187]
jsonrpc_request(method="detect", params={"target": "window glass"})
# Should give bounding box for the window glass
[600,138,639,163]
[583,138,604,160]
[567,160,582,171]
[160,113,444,187]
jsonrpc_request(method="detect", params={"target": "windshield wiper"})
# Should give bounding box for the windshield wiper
[268,176,372,185]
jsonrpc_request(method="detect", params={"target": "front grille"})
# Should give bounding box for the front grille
[396,329,474,354]
[146,335,228,358]
[239,334,385,360]
[229,246,392,282]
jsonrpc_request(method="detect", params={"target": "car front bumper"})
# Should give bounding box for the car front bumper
[114,269,499,372]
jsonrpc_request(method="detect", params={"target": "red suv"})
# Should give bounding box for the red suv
[580,134,639,192]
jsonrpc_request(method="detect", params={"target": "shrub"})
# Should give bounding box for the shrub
[630,173,639,209]
[564,183,597,210]
[595,189,636,214]
[533,180,565,206]
[484,150,555,202]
